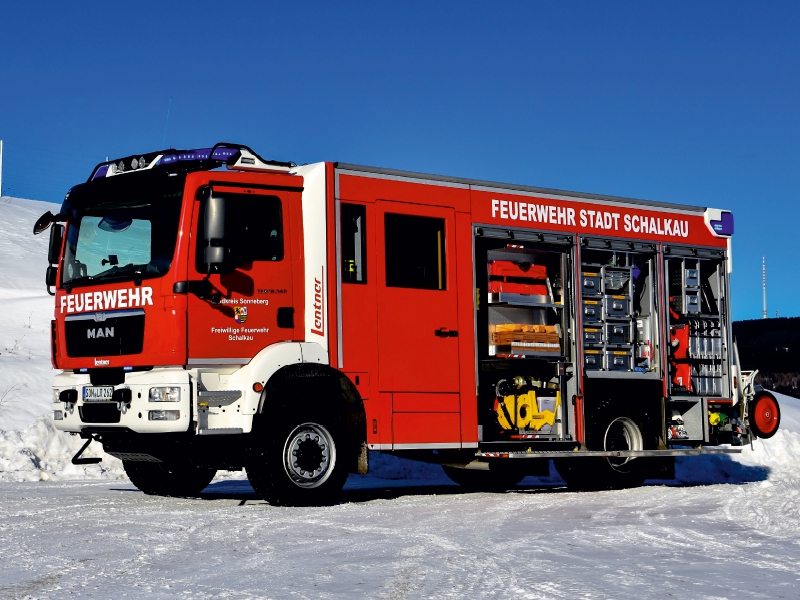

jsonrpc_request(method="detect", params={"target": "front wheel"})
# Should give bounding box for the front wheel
[123,460,216,497]
[246,420,350,506]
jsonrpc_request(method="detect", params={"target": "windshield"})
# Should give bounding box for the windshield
[62,174,184,286]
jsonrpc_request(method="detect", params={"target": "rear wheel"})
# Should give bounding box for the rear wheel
[442,465,524,491]
[123,460,216,497]
[555,415,647,491]
[246,419,350,506]
[749,391,781,439]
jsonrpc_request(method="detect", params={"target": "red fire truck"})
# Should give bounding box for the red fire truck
[34,143,781,505]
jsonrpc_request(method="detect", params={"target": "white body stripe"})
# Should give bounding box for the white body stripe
[295,163,329,356]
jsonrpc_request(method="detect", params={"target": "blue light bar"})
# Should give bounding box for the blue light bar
[87,143,293,182]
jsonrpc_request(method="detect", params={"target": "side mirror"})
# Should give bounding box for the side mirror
[45,266,58,296]
[203,193,227,269]
[33,211,55,235]
[48,224,64,266]
[204,194,226,242]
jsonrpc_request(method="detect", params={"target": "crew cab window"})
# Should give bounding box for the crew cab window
[384,213,446,290]
[196,193,283,273]
[341,203,367,284]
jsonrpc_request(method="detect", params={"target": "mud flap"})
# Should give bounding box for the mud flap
[355,441,369,474]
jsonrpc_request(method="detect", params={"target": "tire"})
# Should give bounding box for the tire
[749,391,781,439]
[442,465,524,491]
[555,415,647,491]
[246,418,350,506]
[123,460,217,497]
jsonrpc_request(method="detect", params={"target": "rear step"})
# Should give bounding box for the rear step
[476,447,741,459]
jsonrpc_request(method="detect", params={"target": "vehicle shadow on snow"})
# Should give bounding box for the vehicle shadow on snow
[668,453,770,487]
[192,453,770,503]
[194,477,572,504]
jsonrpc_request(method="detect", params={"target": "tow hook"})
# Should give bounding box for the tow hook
[71,435,102,465]
[112,388,132,414]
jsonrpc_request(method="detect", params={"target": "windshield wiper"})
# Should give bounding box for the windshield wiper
[95,263,139,278]
[64,265,148,290]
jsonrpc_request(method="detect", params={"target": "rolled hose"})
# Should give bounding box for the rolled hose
[749,390,781,439]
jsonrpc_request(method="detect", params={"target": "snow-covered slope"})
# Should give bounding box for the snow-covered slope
[0,196,58,431]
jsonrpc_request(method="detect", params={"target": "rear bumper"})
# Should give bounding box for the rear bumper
[51,369,192,434]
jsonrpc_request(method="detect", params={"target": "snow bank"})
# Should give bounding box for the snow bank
[672,392,800,485]
[0,414,125,482]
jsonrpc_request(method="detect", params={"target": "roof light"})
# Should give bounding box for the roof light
[87,143,295,182]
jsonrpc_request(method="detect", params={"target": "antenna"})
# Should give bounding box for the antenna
[762,255,767,319]
[161,97,172,149]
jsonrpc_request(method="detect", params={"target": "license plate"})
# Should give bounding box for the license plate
[83,386,114,402]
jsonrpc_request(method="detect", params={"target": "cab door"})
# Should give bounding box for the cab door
[186,185,299,364]
[375,200,461,445]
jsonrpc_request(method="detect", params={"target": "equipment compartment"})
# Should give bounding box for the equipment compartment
[580,241,659,375]
[605,349,633,371]
[582,298,602,322]
[604,294,629,317]
[583,326,603,345]
[475,231,573,444]
[665,252,729,397]
[605,322,631,345]
[584,349,603,370]
[581,272,601,295]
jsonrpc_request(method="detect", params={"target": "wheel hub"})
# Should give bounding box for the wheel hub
[282,423,337,488]
[604,417,643,470]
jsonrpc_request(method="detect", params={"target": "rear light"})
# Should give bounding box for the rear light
[149,410,180,421]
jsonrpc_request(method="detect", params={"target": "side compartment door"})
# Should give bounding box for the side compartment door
[375,200,461,446]
[187,187,298,363]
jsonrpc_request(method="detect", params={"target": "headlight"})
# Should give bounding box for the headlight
[149,387,181,402]
[53,390,60,402]
[53,410,63,420]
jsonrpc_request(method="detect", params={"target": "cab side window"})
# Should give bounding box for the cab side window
[384,213,446,290]
[196,193,283,273]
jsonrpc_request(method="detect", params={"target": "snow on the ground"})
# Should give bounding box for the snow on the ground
[1,196,800,597]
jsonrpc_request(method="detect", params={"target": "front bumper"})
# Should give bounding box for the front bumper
[51,369,192,434]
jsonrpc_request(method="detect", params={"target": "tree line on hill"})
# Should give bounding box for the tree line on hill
[732,317,799,399]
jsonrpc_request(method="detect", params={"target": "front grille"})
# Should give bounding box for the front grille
[65,309,145,358]
[79,403,121,424]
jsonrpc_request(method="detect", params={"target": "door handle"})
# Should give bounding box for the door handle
[435,328,458,338]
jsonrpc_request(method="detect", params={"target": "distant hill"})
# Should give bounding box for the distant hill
[733,317,800,399]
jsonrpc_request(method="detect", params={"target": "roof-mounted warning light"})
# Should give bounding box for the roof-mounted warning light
[704,209,734,238]
[87,143,296,182]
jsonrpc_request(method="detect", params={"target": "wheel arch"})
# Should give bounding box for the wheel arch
[255,362,367,471]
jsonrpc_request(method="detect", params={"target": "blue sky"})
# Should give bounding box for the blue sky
[1,1,797,320]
